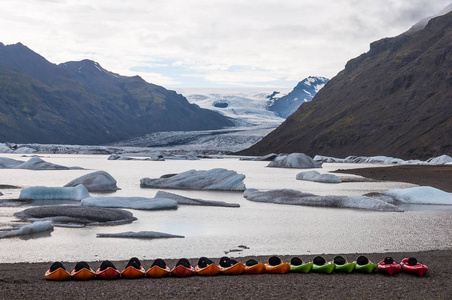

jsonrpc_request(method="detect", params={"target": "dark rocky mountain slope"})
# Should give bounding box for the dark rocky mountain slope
[240,12,452,160]
[0,43,233,145]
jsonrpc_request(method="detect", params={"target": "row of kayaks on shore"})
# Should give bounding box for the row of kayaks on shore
[45,255,428,281]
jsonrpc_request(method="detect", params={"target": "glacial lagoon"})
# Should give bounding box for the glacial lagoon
[1,154,451,263]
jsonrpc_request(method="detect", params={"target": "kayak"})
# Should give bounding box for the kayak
[289,262,313,273]
[146,265,171,278]
[334,262,356,273]
[400,258,428,277]
[171,265,195,277]
[71,268,96,280]
[121,266,146,279]
[311,262,335,274]
[377,260,402,276]
[45,267,71,281]
[195,263,221,276]
[219,262,246,275]
[354,262,376,273]
[264,263,290,274]
[244,263,266,274]
[96,267,121,280]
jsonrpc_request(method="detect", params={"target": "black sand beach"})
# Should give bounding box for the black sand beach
[0,251,450,299]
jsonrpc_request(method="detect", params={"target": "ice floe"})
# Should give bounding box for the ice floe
[314,154,452,165]
[14,205,136,227]
[240,153,279,161]
[267,153,322,169]
[427,155,452,165]
[243,189,401,212]
[64,171,120,192]
[0,156,82,170]
[96,231,184,239]
[140,168,246,191]
[383,186,452,205]
[155,191,240,207]
[296,170,341,183]
[0,157,24,168]
[81,196,178,210]
[19,184,90,200]
[0,221,54,239]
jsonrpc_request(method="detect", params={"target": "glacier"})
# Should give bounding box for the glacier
[0,221,54,239]
[81,196,178,210]
[19,184,90,200]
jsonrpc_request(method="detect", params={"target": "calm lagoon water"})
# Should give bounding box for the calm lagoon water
[0,154,451,263]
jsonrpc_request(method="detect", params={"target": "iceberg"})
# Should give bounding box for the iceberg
[243,189,401,212]
[0,221,54,239]
[14,156,70,170]
[427,155,452,165]
[240,153,279,161]
[267,153,322,169]
[19,184,90,200]
[155,191,240,207]
[0,157,23,168]
[14,205,136,227]
[296,170,341,183]
[140,168,246,191]
[96,231,184,239]
[313,155,345,163]
[383,186,452,205]
[81,196,178,210]
[64,171,120,192]
[0,143,14,153]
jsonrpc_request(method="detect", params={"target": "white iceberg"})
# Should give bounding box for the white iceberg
[0,157,23,168]
[14,205,136,227]
[0,221,54,239]
[140,168,246,191]
[97,231,184,239]
[19,184,90,200]
[296,170,341,183]
[0,143,14,153]
[267,153,322,169]
[243,189,401,211]
[313,155,345,163]
[383,186,452,205]
[64,171,120,192]
[155,191,240,207]
[427,155,452,165]
[81,196,178,210]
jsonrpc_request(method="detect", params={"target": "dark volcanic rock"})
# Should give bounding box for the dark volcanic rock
[241,12,452,160]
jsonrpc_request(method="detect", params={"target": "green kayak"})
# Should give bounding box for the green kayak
[311,262,335,274]
[354,262,376,273]
[334,262,356,273]
[289,262,313,273]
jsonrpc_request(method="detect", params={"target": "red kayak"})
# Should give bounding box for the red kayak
[400,258,428,277]
[96,267,120,280]
[171,265,195,277]
[377,260,402,276]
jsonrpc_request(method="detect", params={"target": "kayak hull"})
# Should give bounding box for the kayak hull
[354,262,377,274]
[121,266,146,279]
[220,262,246,275]
[146,265,171,278]
[400,258,428,277]
[290,263,313,273]
[171,265,195,277]
[45,268,71,281]
[264,263,290,274]
[312,262,335,274]
[96,267,120,280]
[195,263,220,276]
[71,268,96,281]
[377,261,402,276]
[334,262,356,273]
[245,263,266,274]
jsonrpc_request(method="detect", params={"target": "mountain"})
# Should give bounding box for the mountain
[266,76,329,118]
[0,43,233,145]
[240,11,452,159]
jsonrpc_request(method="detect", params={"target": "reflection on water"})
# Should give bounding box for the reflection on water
[0,154,451,263]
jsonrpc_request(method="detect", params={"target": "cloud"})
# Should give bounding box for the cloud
[0,0,450,87]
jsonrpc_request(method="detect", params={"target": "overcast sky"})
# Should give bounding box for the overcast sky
[1,0,450,88]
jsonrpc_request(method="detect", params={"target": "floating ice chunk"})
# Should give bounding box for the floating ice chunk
[0,157,24,168]
[14,205,136,227]
[64,171,120,192]
[140,168,246,191]
[243,189,401,211]
[0,143,14,153]
[13,156,82,170]
[0,191,2,196]
[81,196,178,210]
[19,184,90,200]
[14,147,36,154]
[0,221,54,239]
[296,170,341,183]
[240,153,279,161]
[427,155,452,165]
[155,191,240,207]
[313,155,345,163]
[383,186,452,205]
[267,153,322,168]
[97,231,184,239]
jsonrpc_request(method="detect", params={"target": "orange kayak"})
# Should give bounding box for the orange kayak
[96,267,120,280]
[45,268,71,281]
[146,265,171,278]
[264,263,290,274]
[71,268,96,281]
[121,266,146,279]
[244,263,266,275]
[219,262,245,275]
[195,263,221,276]
[171,265,195,277]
